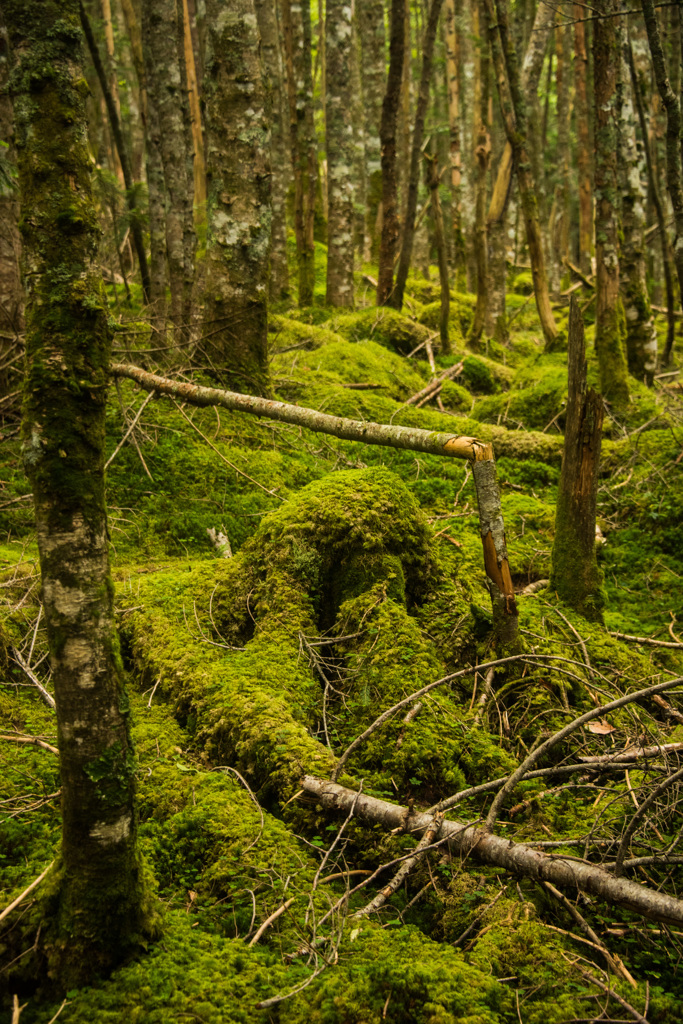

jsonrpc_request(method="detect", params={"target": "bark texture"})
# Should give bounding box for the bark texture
[427,152,451,353]
[470,2,491,346]
[550,297,604,622]
[593,0,629,408]
[574,2,593,275]
[5,0,154,983]
[202,0,271,395]
[302,777,683,927]
[376,0,404,306]
[142,0,196,340]
[325,0,355,306]
[357,0,385,260]
[443,0,465,281]
[0,13,23,385]
[390,0,445,310]
[255,0,290,301]
[472,444,519,649]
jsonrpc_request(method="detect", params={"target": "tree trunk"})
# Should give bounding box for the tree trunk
[5,0,155,983]
[390,0,445,310]
[281,0,316,306]
[485,0,558,350]
[427,151,451,353]
[593,0,629,409]
[254,0,290,301]
[376,0,405,306]
[357,0,386,262]
[618,32,658,383]
[325,0,355,306]
[550,297,604,622]
[80,2,152,305]
[574,3,593,275]
[470,0,491,345]
[0,12,23,393]
[141,0,196,342]
[443,0,466,285]
[202,0,271,395]
[551,17,571,297]
[181,0,206,212]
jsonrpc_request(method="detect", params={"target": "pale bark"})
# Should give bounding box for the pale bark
[574,2,593,275]
[618,34,658,383]
[472,443,518,649]
[181,0,205,211]
[255,0,290,301]
[6,0,153,981]
[594,0,630,408]
[0,13,23,385]
[427,151,451,353]
[202,0,271,395]
[470,0,491,345]
[443,0,465,281]
[142,0,196,341]
[550,18,570,297]
[377,0,405,305]
[325,0,355,306]
[303,776,683,927]
[357,0,385,260]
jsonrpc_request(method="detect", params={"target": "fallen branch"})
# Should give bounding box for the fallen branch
[247,897,296,947]
[11,647,55,710]
[614,764,683,876]
[353,812,443,919]
[403,362,464,408]
[302,777,683,927]
[577,742,683,764]
[609,631,683,649]
[0,734,59,755]
[0,861,54,924]
[572,962,649,1024]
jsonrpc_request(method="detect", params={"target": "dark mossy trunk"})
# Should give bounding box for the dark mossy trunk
[4,0,156,985]
[202,0,271,395]
[550,298,604,622]
[593,0,629,409]
[325,0,355,306]
[377,0,404,306]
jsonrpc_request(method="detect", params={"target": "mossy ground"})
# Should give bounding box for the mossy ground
[2,265,683,1020]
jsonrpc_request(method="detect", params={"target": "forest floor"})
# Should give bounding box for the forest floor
[2,248,683,1022]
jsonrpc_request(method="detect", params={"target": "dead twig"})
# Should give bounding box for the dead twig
[0,861,54,924]
[10,647,55,710]
[247,897,296,947]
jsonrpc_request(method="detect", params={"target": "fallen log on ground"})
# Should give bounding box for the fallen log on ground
[302,776,683,927]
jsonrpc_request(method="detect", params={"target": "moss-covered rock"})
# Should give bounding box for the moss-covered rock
[324,306,432,355]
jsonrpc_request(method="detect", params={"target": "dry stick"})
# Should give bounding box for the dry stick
[104,390,155,470]
[0,734,59,756]
[11,647,55,710]
[541,880,636,987]
[484,675,683,830]
[303,776,683,927]
[573,963,650,1024]
[614,764,683,876]
[353,812,444,919]
[609,631,683,649]
[576,742,683,764]
[472,666,496,727]
[652,693,683,725]
[247,897,296,947]
[0,861,54,924]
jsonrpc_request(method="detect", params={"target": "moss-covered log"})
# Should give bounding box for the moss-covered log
[4,0,156,984]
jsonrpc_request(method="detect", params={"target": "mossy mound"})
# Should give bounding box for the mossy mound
[417,300,466,348]
[269,314,346,352]
[323,306,432,356]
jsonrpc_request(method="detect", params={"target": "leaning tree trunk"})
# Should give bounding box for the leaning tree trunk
[4,0,155,985]
[390,0,445,311]
[550,297,604,622]
[357,0,386,261]
[0,12,23,397]
[254,0,290,301]
[485,0,558,350]
[593,0,630,409]
[574,2,593,276]
[618,32,658,383]
[202,0,271,395]
[281,0,317,306]
[376,0,405,306]
[142,0,196,343]
[325,0,355,306]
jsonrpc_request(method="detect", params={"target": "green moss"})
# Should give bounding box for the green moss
[323,306,432,355]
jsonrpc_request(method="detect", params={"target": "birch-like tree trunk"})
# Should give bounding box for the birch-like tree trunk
[142,0,196,341]
[5,0,155,983]
[254,0,290,301]
[618,32,658,383]
[470,0,491,344]
[593,0,630,409]
[0,14,23,387]
[282,0,316,305]
[357,0,385,261]
[325,0,355,306]
[443,0,466,283]
[377,0,405,305]
[202,0,271,395]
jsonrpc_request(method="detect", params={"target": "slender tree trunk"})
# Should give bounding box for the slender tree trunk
[470,0,491,344]
[390,0,446,310]
[485,0,558,349]
[357,0,386,261]
[281,0,316,305]
[80,2,152,304]
[550,297,604,622]
[255,0,290,301]
[551,18,571,297]
[593,0,629,408]
[202,0,271,395]
[629,38,675,364]
[641,0,683,354]
[427,152,451,353]
[444,0,466,284]
[397,0,412,228]
[618,33,658,383]
[377,0,405,305]
[5,0,155,983]
[574,2,593,275]
[142,0,196,341]
[325,0,355,306]
[0,13,23,389]
[181,0,206,212]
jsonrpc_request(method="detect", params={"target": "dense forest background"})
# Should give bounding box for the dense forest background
[2,0,683,1021]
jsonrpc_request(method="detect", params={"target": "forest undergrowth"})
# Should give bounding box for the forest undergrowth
[2,252,683,1022]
